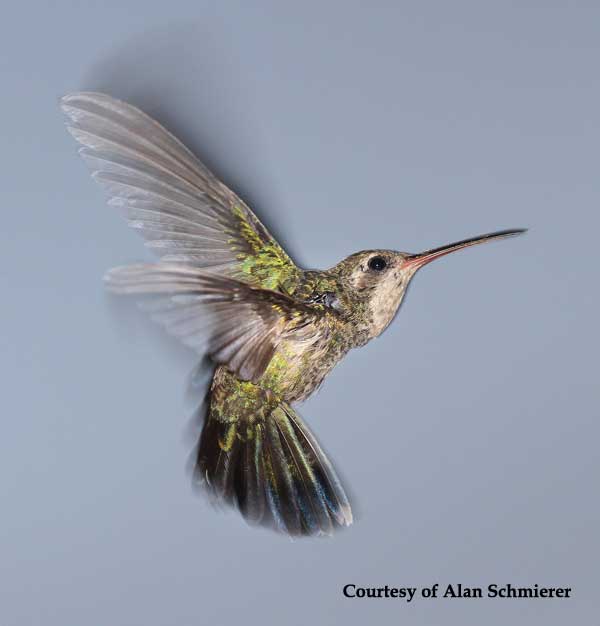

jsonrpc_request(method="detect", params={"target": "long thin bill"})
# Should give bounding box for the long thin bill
[404,228,527,270]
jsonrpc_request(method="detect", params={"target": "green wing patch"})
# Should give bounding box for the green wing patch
[229,205,301,293]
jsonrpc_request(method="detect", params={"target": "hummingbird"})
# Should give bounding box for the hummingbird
[61,92,525,537]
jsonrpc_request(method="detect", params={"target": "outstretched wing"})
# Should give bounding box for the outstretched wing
[105,264,322,382]
[61,92,301,293]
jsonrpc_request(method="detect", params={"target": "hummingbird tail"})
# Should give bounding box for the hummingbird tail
[194,368,352,537]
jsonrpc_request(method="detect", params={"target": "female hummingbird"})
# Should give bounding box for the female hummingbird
[62,92,525,537]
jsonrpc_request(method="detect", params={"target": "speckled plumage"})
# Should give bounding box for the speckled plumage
[62,92,525,537]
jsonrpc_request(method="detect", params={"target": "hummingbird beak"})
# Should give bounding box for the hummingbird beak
[403,228,527,271]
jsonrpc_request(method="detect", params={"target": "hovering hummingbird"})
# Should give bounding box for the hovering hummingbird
[61,92,525,537]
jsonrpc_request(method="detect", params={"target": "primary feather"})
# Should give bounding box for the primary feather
[104,263,321,382]
[61,92,301,290]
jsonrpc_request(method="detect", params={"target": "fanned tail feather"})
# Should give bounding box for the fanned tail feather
[195,372,352,537]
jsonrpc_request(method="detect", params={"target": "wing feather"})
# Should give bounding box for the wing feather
[105,263,321,382]
[61,92,301,291]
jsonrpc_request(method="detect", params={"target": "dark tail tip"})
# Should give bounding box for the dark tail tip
[194,401,352,537]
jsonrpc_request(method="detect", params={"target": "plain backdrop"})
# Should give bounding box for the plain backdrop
[1,2,598,625]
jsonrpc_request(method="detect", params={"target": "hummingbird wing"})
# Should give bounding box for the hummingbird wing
[61,92,301,292]
[105,263,324,382]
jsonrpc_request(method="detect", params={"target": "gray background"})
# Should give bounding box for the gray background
[1,1,598,624]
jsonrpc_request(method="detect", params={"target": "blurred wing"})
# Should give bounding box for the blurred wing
[61,92,301,292]
[105,263,321,382]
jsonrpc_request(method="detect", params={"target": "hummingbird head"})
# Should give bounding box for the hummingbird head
[332,229,526,341]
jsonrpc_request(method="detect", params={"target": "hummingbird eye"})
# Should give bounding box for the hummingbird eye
[368,256,387,272]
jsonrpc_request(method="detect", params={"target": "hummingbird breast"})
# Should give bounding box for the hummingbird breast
[247,269,366,403]
[256,319,352,403]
